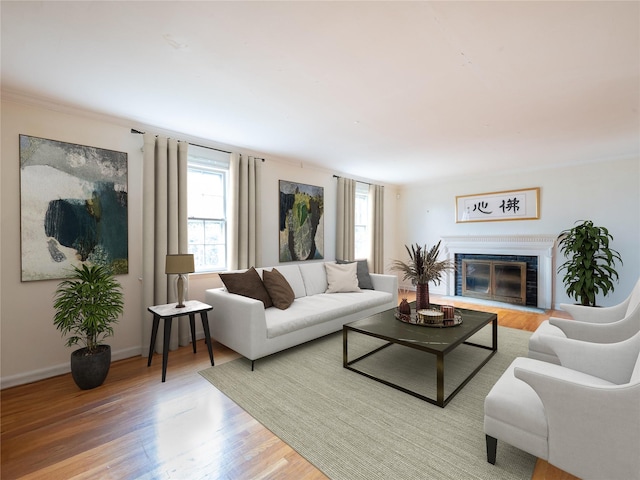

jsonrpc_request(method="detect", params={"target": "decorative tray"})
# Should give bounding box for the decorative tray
[394,309,463,328]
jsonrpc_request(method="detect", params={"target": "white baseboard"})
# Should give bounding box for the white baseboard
[0,346,143,390]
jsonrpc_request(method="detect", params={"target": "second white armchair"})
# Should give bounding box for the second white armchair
[529,277,640,364]
[485,331,640,480]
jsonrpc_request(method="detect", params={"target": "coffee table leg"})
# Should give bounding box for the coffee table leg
[343,328,348,367]
[437,354,444,407]
[492,317,498,351]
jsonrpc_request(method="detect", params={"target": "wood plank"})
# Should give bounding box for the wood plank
[1,293,575,480]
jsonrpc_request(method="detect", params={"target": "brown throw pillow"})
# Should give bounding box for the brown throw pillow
[263,268,295,310]
[219,267,273,308]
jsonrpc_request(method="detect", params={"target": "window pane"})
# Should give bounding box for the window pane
[188,219,205,245]
[187,160,227,272]
[188,169,225,219]
[354,183,370,259]
[204,221,224,244]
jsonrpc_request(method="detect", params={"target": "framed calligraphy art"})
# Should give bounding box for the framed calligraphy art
[455,187,540,223]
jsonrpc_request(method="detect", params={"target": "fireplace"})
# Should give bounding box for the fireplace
[462,258,527,305]
[441,235,556,309]
[455,253,538,306]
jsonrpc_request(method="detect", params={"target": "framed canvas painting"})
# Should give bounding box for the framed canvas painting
[19,134,128,281]
[279,180,324,262]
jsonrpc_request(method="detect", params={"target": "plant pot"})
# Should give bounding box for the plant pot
[70,345,111,390]
[415,283,430,310]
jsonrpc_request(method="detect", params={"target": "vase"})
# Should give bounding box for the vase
[398,298,411,315]
[415,283,430,310]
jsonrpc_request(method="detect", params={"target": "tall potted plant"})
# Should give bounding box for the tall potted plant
[557,220,622,307]
[391,240,455,310]
[53,264,124,390]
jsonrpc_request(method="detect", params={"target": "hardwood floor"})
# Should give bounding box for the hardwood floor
[1,294,578,480]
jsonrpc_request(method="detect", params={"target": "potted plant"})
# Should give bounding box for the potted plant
[53,264,124,389]
[557,220,622,307]
[391,240,455,310]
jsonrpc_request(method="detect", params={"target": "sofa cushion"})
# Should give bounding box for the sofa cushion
[337,259,374,289]
[269,264,306,298]
[299,262,328,296]
[265,290,392,338]
[219,267,273,308]
[263,268,295,310]
[325,262,360,293]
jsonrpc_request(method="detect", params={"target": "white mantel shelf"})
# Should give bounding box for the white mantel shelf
[441,234,557,310]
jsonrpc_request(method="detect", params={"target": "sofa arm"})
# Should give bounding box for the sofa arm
[559,300,629,323]
[540,331,640,384]
[550,306,640,344]
[204,288,267,361]
[515,367,640,480]
[370,273,398,297]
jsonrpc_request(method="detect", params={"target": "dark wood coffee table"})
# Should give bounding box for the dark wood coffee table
[343,303,497,407]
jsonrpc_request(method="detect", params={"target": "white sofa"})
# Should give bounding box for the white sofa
[205,261,398,369]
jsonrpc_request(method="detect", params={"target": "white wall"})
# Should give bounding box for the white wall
[1,99,145,387]
[3,96,636,388]
[1,98,398,387]
[395,159,640,307]
[189,159,399,307]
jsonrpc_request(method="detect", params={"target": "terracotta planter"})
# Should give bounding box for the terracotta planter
[415,283,430,310]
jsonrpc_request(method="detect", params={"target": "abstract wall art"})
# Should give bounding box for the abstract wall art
[19,135,128,281]
[279,180,324,262]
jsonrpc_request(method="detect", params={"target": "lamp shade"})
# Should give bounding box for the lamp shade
[165,254,195,274]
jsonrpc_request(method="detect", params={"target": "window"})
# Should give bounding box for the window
[187,146,230,272]
[354,182,370,259]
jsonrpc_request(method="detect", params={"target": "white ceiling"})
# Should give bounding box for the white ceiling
[2,1,639,185]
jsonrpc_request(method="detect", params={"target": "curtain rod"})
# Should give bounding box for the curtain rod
[131,128,232,155]
[333,174,375,186]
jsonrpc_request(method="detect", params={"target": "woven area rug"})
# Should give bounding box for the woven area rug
[200,326,536,480]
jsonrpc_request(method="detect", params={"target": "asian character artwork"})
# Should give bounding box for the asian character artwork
[456,188,539,223]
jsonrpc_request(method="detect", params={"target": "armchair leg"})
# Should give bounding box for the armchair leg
[486,435,497,465]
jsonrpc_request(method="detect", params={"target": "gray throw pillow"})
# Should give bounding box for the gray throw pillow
[336,259,374,289]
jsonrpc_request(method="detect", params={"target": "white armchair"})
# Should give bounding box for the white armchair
[529,305,640,363]
[529,278,640,364]
[485,332,640,480]
[559,276,640,323]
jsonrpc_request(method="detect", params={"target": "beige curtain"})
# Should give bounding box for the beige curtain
[229,153,262,270]
[336,177,356,261]
[369,184,384,273]
[141,134,190,353]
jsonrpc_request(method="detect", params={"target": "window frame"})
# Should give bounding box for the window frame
[187,146,230,273]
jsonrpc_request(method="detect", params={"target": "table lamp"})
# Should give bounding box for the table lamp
[165,254,195,308]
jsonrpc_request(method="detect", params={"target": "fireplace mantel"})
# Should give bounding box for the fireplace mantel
[441,234,556,309]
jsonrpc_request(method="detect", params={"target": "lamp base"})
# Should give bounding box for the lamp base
[175,274,189,308]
